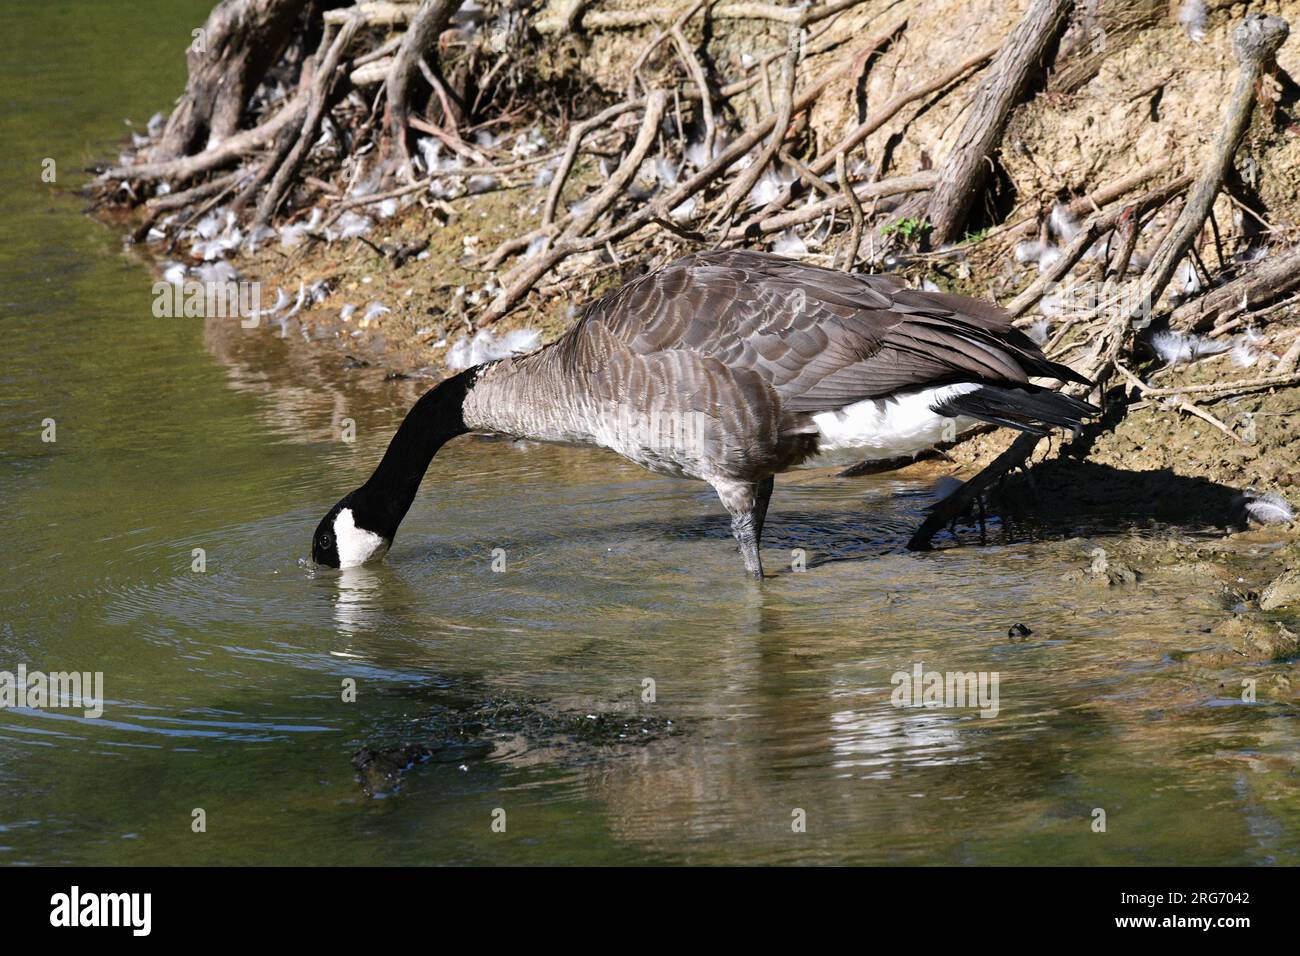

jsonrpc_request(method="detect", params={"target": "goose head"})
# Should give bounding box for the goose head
[311,491,392,569]
[309,367,478,570]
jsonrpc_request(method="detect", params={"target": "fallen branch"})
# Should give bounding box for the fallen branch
[98,93,309,185]
[555,90,667,239]
[486,32,892,315]
[984,159,1177,246]
[540,0,870,33]
[129,170,244,242]
[324,1,418,25]
[834,152,864,270]
[1126,371,1300,400]
[541,100,645,230]
[1171,244,1300,333]
[906,432,1043,550]
[385,0,466,169]
[727,172,935,238]
[670,6,718,163]
[496,91,667,295]
[151,0,309,163]
[925,0,1074,245]
[1277,333,1300,374]
[710,25,799,227]
[908,3,1290,551]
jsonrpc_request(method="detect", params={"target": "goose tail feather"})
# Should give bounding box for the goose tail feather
[931,385,1099,436]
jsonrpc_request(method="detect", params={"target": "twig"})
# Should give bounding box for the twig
[541,99,643,229]
[729,171,935,238]
[1127,371,1300,399]
[384,0,466,170]
[981,159,1177,246]
[556,90,667,238]
[744,37,994,229]
[1171,244,1300,332]
[419,56,462,135]
[545,0,871,33]
[670,3,717,161]
[778,148,835,197]
[1277,332,1300,374]
[99,92,309,186]
[629,0,706,97]
[1114,362,1248,444]
[129,170,243,242]
[255,16,363,229]
[1006,175,1191,317]
[835,152,864,270]
[710,25,799,227]
[1209,290,1300,336]
[409,115,490,165]
[906,432,1043,550]
[1135,14,1290,323]
[496,91,667,297]
[485,32,891,318]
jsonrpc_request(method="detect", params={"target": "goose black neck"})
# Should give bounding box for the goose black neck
[358,366,478,536]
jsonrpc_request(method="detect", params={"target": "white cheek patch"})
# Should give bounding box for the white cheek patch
[332,508,390,568]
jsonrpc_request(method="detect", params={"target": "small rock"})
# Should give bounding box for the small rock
[1103,563,1142,586]
[1008,623,1033,639]
[1215,616,1300,660]
[1261,569,1300,610]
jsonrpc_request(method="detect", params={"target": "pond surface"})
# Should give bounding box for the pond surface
[2,0,1297,866]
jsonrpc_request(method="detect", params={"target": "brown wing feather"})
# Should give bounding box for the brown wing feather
[561,250,1086,415]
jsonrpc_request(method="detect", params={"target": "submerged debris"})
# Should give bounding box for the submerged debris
[1260,570,1300,611]
[353,694,685,797]
[353,740,494,798]
[1060,546,1143,587]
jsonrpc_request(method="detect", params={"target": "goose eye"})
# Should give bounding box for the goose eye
[318,533,332,549]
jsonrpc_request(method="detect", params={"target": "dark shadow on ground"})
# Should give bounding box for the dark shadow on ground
[983,458,1246,537]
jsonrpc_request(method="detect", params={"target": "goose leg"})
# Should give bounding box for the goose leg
[754,475,774,541]
[713,478,765,580]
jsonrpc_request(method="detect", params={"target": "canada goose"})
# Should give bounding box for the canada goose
[312,250,1096,578]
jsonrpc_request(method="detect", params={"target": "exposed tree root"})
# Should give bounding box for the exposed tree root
[908,13,1294,550]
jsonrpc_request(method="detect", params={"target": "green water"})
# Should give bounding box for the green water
[2,0,1298,866]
